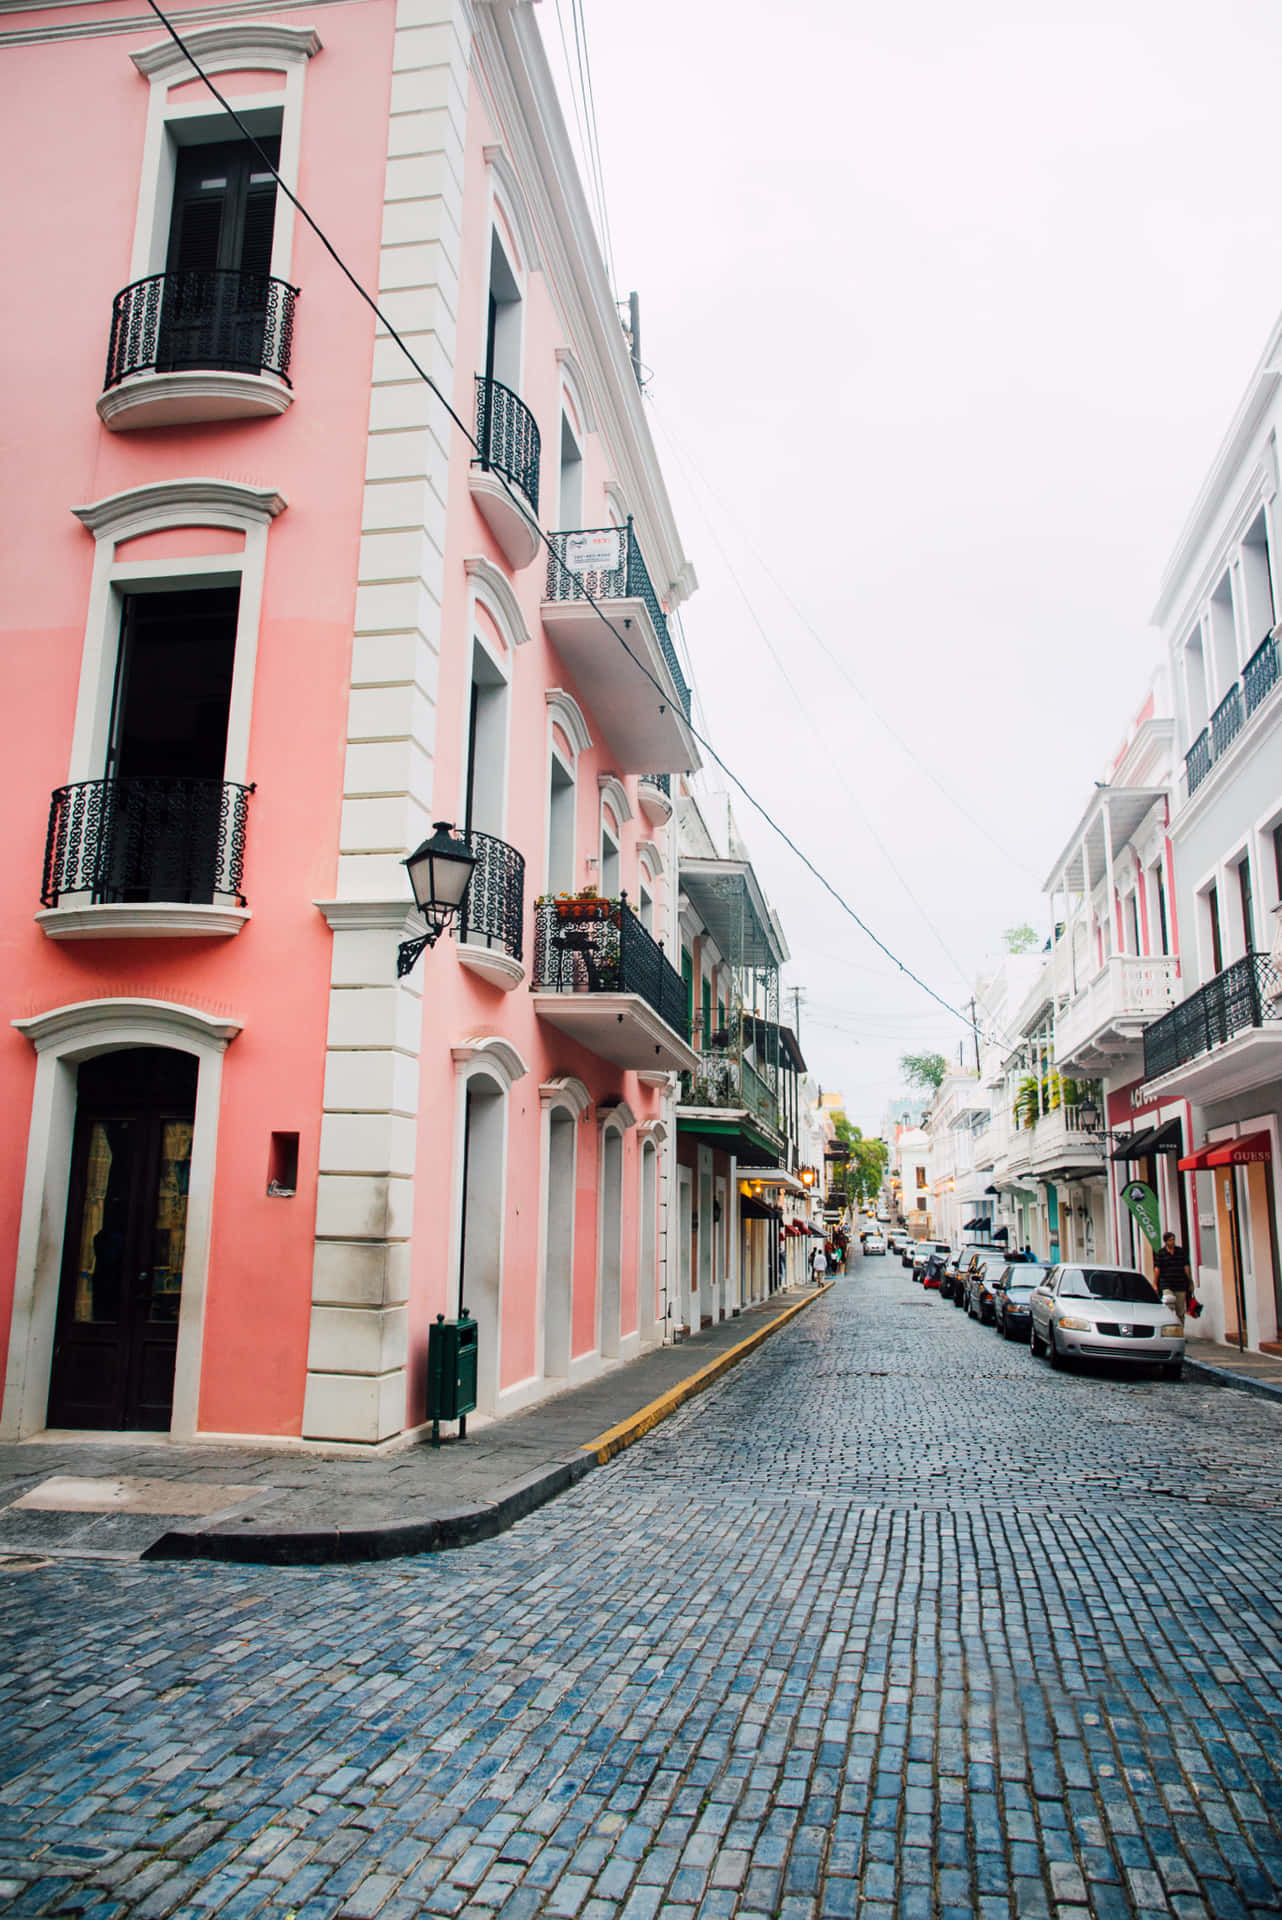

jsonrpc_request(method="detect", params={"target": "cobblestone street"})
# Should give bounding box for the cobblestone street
[6,1254,1282,1920]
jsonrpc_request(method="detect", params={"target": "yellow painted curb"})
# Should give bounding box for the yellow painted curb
[583,1282,834,1464]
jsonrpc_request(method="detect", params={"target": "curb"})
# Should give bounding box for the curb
[143,1284,831,1567]
[1184,1356,1282,1405]
[583,1282,833,1463]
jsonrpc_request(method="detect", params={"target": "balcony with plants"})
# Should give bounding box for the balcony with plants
[1009,1070,1106,1176]
[541,519,698,776]
[679,1015,782,1140]
[468,374,541,570]
[531,888,696,1073]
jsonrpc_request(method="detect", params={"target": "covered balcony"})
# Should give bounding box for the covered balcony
[1055,953,1181,1074]
[531,894,696,1072]
[638,771,673,826]
[38,776,253,939]
[1142,952,1282,1101]
[541,520,698,775]
[469,374,541,570]
[456,828,526,990]
[98,270,299,429]
[1025,1103,1108,1178]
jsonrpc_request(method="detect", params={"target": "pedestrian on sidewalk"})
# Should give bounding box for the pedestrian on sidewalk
[1155,1231,1193,1319]
[811,1243,828,1283]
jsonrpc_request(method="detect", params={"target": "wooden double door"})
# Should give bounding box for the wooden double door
[47,1049,198,1431]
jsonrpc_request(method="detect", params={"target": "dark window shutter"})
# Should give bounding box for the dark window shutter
[238,183,277,278]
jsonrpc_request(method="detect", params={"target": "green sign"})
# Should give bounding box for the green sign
[1121,1179,1161,1251]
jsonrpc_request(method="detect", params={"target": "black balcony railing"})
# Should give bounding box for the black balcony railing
[1143,951,1282,1081]
[104,271,298,389]
[545,519,692,720]
[1184,628,1280,796]
[1185,728,1212,795]
[640,772,671,796]
[458,828,525,961]
[473,375,540,514]
[42,777,254,909]
[1210,683,1243,760]
[680,1047,779,1129]
[1244,630,1280,716]
[532,894,689,1040]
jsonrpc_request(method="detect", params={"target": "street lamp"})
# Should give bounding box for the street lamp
[396,822,478,977]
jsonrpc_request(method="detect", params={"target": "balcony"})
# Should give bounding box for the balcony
[457,829,526,990]
[37,776,253,939]
[681,1047,781,1133]
[1055,953,1181,1074]
[531,895,696,1073]
[1025,1105,1108,1178]
[1143,951,1282,1100]
[1184,630,1279,798]
[542,521,699,776]
[98,270,298,430]
[468,375,541,570]
[638,771,673,827]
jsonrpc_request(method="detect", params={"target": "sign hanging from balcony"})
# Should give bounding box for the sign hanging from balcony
[1121,1179,1161,1251]
[564,529,622,573]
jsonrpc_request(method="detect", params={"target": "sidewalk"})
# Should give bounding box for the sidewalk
[1185,1335,1282,1403]
[0,1283,829,1567]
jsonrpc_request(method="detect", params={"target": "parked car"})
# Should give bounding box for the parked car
[964,1250,1020,1323]
[990,1264,1053,1339]
[862,1233,887,1255]
[912,1240,951,1284]
[939,1252,968,1301]
[887,1231,907,1254]
[901,1241,919,1270]
[1028,1265,1185,1377]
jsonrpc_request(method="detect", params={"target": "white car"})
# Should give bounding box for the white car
[1028,1264,1185,1378]
[862,1234,886,1256]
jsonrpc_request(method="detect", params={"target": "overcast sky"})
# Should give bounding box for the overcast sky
[539,0,1282,1131]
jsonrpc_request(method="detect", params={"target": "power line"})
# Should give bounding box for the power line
[569,0,618,293]
[136,0,1005,1051]
[648,398,1043,882]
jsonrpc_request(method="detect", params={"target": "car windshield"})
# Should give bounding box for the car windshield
[1058,1267,1160,1304]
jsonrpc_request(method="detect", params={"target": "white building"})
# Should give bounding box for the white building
[1139,314,1282,1351]
[893,1125,933,1236]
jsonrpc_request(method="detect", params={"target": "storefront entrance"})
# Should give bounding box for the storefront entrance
[46,1049,198,1431]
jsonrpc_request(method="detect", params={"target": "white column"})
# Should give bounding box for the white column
[303,0,471,1443]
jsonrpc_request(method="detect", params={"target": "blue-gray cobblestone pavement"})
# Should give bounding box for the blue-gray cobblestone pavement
[5,1254,1282,1920]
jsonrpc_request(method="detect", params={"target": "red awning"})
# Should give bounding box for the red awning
[1177,1145,1216,1172]
[1206,1131,1273,1168]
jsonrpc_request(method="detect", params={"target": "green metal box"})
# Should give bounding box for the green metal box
[426,1311,478,1440]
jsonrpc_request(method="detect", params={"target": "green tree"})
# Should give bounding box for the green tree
[899,1051,947,1092]
[830,1112,889,1206]
[1002,923,1039,954]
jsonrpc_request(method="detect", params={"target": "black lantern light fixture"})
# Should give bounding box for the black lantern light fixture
[397,821,478,977]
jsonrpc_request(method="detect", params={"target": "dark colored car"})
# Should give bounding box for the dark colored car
[965,1250,1026,1323]
[939,1252,968,1301]
[912,1241,950,1283]
[991,1263,1053,1339]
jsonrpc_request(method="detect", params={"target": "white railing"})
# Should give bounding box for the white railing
[1056,953,1180,1067]
[1027,1104,1107,1171]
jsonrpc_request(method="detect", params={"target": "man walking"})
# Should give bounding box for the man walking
[811,1243,828,1284]
[1155,1231,1193,1320]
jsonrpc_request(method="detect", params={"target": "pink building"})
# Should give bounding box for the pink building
[0,0,701,1444]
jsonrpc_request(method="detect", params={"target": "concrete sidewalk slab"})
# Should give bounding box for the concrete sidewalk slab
[0,1283,831,1566]
[1185,1336,1282,1403]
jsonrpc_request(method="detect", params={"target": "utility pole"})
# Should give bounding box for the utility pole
[967,997,980,1075]
[628,291,642,389]
[792,986,803,1047]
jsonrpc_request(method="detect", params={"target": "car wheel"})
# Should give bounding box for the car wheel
[1047,1324,1065,1369]
[1163,1360,1183,1382]
[998,1313,1009,1340]
[1029,1321,1043,1356]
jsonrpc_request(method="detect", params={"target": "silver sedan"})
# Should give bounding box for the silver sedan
[1028,1264,1185,1379]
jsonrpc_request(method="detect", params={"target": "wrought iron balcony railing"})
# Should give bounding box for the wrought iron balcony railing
[42,777,254,908]
[544,518,692,720]
[640,772,671,796]
[458,828,525,961]
[1184,628,1280,797]
[473,375,540,514]
[680,1047,780,1129]
[532,893,689,1039]
[1244,630,1280,716]
[1210,683,1243,760]
[104,270,298,389]
[1143,951,1282,1082]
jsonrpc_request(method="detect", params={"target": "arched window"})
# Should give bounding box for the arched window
[545,690,591,895]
